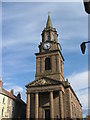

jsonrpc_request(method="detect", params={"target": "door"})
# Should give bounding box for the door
[45,109,50,120]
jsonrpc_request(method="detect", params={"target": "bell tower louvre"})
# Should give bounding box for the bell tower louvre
[26,14,83,119]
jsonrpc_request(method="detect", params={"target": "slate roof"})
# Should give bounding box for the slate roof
[1,88,16,100]
[0,88,26,105]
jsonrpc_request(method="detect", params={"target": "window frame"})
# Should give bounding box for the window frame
[45,57,51,70]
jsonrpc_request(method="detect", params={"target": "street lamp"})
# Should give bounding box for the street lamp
[80,1,90,54]
[80,41,90,54]
[83,0,90,14]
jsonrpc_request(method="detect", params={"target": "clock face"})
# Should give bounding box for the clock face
[43,42,51,50]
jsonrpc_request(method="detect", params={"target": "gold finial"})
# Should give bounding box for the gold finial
[48,11,51,16]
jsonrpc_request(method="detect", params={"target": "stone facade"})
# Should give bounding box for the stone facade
[26,15,82,119]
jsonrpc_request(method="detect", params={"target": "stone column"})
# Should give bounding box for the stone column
[26,93,30,119]
[35,92,39,119]
[59,90,64,118]
[50,91,54,118]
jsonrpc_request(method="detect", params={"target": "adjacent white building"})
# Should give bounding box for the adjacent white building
[0,77,15,119]
[0,77,26,119]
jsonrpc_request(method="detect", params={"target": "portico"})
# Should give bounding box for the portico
[26,77,64,119]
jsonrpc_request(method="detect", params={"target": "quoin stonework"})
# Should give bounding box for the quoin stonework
[26,15,83,119]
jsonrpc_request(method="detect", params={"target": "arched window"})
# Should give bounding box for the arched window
[45,57,51,70]
[2,108,4,116]
[3,97,5,103]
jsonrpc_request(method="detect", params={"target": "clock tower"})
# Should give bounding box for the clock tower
[35,14,64,81]
[26,14,82,119]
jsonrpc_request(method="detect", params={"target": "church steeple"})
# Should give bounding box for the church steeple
[46,14,53,28]
[41,14,58,43]
[35,14,64,81]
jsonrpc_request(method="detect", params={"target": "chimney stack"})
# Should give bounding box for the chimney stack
[10,89,14,95]
[0,77,3,89]
[17,92,21,99]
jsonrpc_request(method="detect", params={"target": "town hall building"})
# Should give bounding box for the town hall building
[26,15,82,119]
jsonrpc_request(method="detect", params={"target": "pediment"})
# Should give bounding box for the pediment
[26,77,61,87]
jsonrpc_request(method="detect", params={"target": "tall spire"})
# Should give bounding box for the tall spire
[46,13,53,28]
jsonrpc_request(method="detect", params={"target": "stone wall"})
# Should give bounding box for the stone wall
[35,51,64,81]
[64,87,82,119]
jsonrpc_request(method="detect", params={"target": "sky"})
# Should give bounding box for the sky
[0,0,84,2]
[0,2,88,117]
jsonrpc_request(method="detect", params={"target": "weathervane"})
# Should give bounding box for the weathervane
[48,11,51,16]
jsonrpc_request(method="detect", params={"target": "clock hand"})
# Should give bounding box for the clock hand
[46,45,48,48]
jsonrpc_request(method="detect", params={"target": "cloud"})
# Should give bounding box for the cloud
[77,90,88,109]
[4,84,26,102]
[83,109,88,118]
[5,84,23,93]
[2,3,87,54]
[11,86,26,102]
[13,86,23,94]
[67,71,88,91]
[77,89,88,117]
[3,82,13,86]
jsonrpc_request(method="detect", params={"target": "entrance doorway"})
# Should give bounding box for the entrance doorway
[45,109,50,120]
